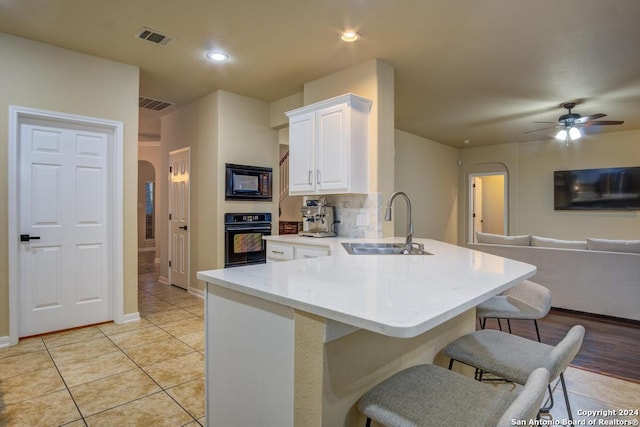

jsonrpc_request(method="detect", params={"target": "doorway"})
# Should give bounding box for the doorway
[468,170,508,243]
[138,160,156,250]
[8,106,124,343]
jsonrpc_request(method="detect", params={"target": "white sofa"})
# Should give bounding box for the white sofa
[467,233,640,321]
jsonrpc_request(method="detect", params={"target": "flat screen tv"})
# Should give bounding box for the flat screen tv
[554,167,640,210]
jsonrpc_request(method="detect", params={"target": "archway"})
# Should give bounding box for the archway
[138,160,156,251]
[467,163,509,243]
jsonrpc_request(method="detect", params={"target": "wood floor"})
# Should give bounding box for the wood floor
[482,308,640,383]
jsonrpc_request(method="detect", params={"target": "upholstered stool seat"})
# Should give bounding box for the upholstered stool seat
[443,325,585,421]
[358,364,549,427]
[477,280,552,341]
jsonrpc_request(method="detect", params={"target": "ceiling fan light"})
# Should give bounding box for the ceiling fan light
[555,129,568,140]
[569,127,582,140]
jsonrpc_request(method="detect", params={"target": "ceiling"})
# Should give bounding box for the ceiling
[1,0,640,147]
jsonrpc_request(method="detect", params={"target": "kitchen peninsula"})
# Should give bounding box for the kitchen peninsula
[197,238,536,427]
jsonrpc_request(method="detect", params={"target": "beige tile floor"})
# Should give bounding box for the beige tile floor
[2,254,639,426]
[0,257,205,426]
[481,367,640,425]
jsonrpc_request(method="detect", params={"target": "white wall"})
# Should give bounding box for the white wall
[0,33,140,335]
[216,91,279,268]
[161,91,220,290]
[161,90,277,291]
[459,130,640,242]
[303,59,396,237]
[394,130,459,243]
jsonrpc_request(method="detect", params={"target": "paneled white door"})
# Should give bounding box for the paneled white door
[19,119,112,336]
[472,176,484,241]
[169,148,190,290]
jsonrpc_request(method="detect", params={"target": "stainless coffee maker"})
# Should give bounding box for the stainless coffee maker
[299,197,336,237]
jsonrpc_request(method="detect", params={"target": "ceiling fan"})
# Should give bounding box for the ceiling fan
[525,102,624,146]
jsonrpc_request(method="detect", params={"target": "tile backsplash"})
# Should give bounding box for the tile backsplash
[325,193,383,238]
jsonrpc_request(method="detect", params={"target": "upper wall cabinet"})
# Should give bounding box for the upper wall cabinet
[285,93,372,195]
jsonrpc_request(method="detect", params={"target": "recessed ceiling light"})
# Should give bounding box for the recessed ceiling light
[206,51,229,62]
[340,31,361,42]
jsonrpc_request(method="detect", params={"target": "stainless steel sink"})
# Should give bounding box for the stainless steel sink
[341,242,432,255]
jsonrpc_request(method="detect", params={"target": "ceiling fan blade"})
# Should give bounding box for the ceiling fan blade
[584,120,624,126]
[532,121,557,124]
[524,126,556,134]
[575,113,606,123]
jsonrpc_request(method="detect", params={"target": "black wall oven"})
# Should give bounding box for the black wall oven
[224,213,272,268]
[225,163,272,201]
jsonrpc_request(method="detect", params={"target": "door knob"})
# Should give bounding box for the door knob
[179,225,188,231]
[20,234,41,242]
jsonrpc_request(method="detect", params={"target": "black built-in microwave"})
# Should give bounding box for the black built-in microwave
[225,163,272,201]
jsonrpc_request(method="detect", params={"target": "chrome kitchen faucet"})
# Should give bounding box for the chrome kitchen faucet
[384,191,423,254]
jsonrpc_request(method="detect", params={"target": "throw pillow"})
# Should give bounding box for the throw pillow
[531,236,588,250]
[586,238,640,254]
[476,232,531,246]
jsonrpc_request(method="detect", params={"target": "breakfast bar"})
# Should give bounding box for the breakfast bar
[197,238,536,427]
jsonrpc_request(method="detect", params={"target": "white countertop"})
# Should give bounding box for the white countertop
[197,238,536,338]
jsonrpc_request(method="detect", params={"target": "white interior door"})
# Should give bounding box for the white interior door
[19,119,112,336]
[169,148,190,290]
[472,176,483,241]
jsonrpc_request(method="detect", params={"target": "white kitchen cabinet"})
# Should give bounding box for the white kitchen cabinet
[266,242,294,262]
[294,246,330,260]
[286,93,372,195]
[266,241,330,262]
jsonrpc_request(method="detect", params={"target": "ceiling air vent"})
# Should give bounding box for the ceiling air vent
[136,27,174,46]
[139,97,173,112]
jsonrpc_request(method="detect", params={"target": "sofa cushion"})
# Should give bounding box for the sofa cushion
[531,236,587,250]
[586,238,640,254]
[476,232,531,246]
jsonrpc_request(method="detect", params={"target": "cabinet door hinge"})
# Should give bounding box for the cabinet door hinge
[169,166,173,173]
[169,260,172,267]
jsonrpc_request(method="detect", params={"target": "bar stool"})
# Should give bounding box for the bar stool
[358,365,549,427]
[477,280,552,341]
[443,324,585,421]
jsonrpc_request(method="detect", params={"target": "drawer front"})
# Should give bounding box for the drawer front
[266,243,294,261]
[294,246,330,260]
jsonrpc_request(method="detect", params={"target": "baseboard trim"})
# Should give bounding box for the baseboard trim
[189,287,204,299]
[0,335,10,348]
[550,307,640,327]
[122,312,141,323]
[158,276,169,285]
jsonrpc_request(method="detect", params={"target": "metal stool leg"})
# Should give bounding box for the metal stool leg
[560,372,573,421]
[540,383,555,413]
[534,319,542,342]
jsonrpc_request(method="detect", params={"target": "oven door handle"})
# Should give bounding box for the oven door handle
[225,225,272,232]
